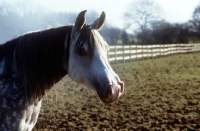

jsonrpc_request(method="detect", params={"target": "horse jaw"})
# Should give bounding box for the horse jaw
[86,46,124,103]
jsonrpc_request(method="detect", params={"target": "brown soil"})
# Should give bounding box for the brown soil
[33,53,200,131]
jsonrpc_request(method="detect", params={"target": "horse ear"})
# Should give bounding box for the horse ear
[75,10,87,31]
[91,11,106,30]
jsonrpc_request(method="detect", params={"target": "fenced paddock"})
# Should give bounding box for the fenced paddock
[108,43,200,64]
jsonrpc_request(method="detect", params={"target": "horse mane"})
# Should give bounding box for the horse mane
[0,25,72,99]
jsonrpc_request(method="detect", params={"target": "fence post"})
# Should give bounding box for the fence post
[170,44,172,56]
[198,43,200,51]
[146,45,148,59]
[115,45,117,64]
[123,45,125,63]
[151,45,153,59]
[160,44,161,57]
[130,45,131,62]
[136,44,138,61]
[142,45,143,59]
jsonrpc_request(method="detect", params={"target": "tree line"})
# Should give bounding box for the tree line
[0,4,123,45]
[123,0,200,45]
[0,1,200,45]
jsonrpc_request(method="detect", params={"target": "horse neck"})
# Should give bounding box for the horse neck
[13,25,72,99]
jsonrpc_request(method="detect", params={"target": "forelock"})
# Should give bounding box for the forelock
[74,24,108,61]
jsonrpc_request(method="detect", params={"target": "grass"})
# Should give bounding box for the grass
[33,52,200,131]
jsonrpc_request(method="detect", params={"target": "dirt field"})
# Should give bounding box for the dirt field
[33,53,200,131]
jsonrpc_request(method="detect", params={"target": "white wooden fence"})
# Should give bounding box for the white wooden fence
[108,44,200,64]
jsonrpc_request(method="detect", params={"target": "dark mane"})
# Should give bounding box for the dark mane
[0,25,72,99]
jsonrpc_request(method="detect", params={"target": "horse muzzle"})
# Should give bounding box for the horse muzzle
[97,81,124,104]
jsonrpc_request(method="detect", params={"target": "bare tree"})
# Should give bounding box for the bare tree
[190,4,200,34]
[124,0,163,33]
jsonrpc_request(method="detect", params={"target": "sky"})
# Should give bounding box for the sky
[0,0,200,28]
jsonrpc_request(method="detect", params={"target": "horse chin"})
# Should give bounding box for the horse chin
[100,94,121,104]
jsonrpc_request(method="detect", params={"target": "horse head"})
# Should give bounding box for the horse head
[67,10,124,103]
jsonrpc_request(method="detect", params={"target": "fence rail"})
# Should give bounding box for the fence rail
[108,44,200,64]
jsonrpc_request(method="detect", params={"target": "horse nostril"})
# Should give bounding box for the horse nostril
[106,85,113,97]
[99,82,124,103]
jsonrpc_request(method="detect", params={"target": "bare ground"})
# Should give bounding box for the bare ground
[33,53,200,131]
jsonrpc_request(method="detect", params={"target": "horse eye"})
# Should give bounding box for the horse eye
[78,48,87,56]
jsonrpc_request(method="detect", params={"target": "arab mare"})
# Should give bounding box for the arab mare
[0,10,124,131]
